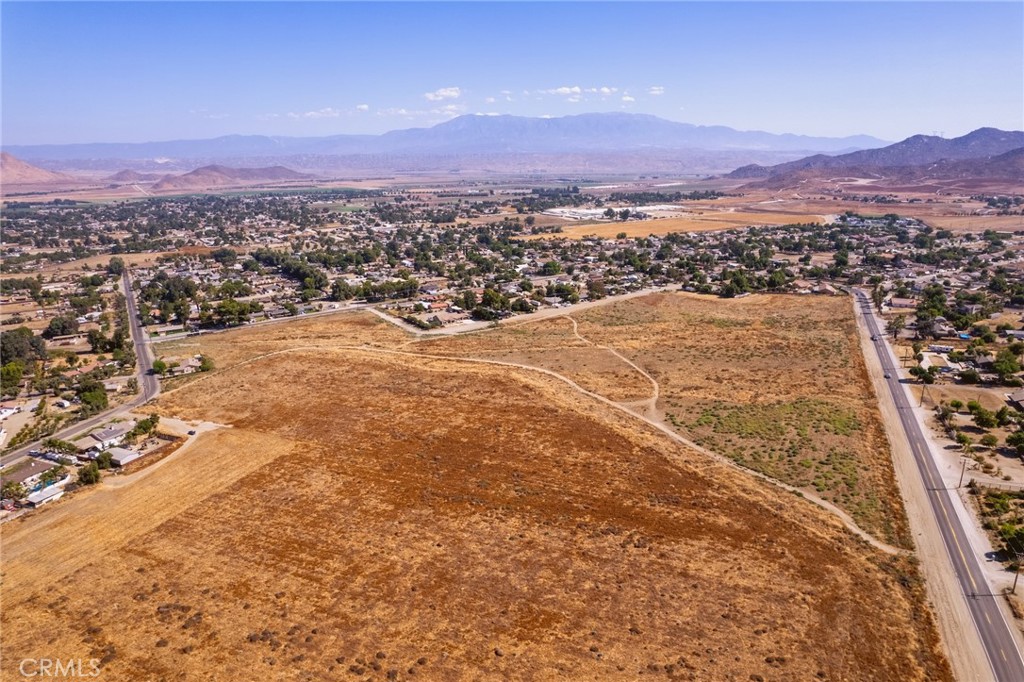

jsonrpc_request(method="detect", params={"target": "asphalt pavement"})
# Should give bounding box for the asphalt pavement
[855,289,1024,681]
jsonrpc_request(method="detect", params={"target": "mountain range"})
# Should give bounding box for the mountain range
[729,127,1024,180]
[4,114,889,166]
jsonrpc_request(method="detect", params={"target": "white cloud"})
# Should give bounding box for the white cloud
[475,112,501,117]
[648,86,666,96]
[585,86,618,95]
[306,108,343,119]
[376,103,466,121]
[484,96,496,104]
[542,85,582,96]
[424,86,462,101]
[567,95,582,103]
[356,104,369,112]
[621,95,636,102]
[501,90,514,101]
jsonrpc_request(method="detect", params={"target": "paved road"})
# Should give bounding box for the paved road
[855,289,1024,681]
[0,272,160,468]
[122,269,160,403]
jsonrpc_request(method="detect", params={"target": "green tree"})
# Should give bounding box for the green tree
[541,260,562,276]
[1,360,25,398]
[78,462,101,485]
[980,433,999,448]
[0,327,47,365]
[152,359,168,375]
[1006,431,1024,456]
[886,315,906,339]
[106,256,125,276]
[1,481,27,501]
[994,349,1021,380]
[42,315,79,339]
[970,405,995,428]
[87,329,108,353]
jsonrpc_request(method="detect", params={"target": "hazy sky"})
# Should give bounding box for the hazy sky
[2,1,1021,145]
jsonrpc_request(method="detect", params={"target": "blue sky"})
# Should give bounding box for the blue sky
[2,2,1021,144]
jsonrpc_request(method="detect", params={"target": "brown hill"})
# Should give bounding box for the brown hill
[729,127,1024,181]
[0,152,74,184]
[151,164,313,192]
[105,169,162,183]
[741,147,1024,191]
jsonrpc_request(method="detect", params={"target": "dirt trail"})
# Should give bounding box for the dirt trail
[565,315,660,419]
[175,342,904,556]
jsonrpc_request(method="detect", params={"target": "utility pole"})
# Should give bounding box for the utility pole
[958,457,968,488]
[1013,551,1022,595]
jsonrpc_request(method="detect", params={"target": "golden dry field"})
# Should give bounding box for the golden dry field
[1,305,949,681]
[521,210,829,240]
[573,292,911,549]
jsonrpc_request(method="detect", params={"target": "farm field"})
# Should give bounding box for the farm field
[0,307,949,681]
[520,210,829,240]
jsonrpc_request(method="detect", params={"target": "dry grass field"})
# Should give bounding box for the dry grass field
[1,308,949,681]
[572,292,911,549]
[521,210,829,240]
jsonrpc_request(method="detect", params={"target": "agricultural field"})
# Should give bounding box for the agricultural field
[521,210,829,240]
[1,309,948,681]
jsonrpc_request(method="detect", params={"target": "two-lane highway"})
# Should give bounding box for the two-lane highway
[855,289,1024,681]
[122,269,160,403]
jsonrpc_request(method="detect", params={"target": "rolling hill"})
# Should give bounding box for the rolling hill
[0,152,75,184]
[105,169,163,183]
[150,164,314,192]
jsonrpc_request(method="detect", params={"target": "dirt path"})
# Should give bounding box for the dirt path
[565,315,661,419]
[174,342,905,557]
[852,295,992,681]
